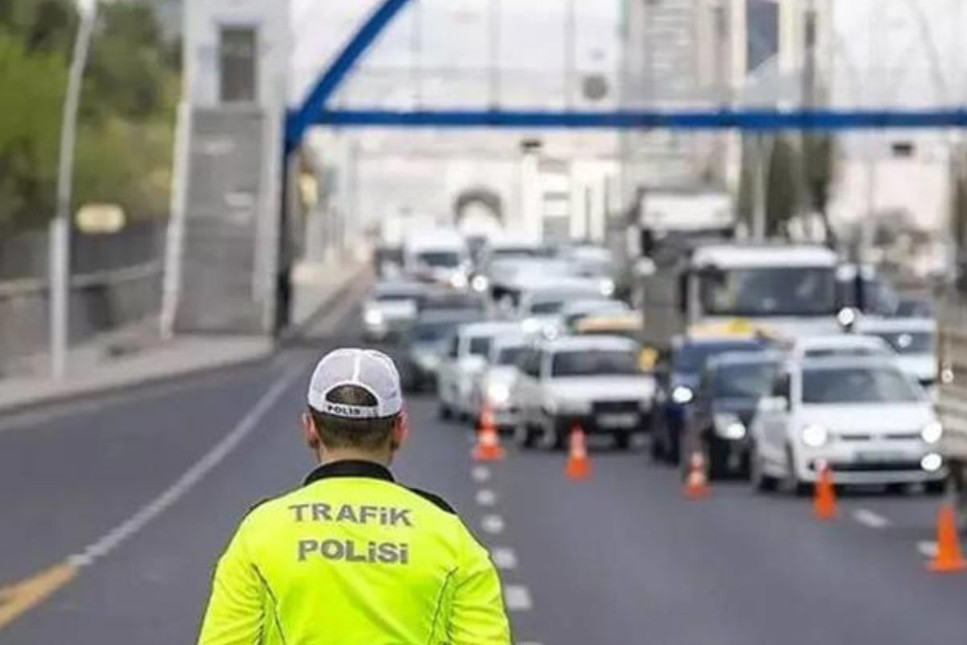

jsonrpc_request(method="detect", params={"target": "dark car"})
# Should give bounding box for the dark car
[651,336,770,465]
[682,351,781,479]
[400,310,482,391]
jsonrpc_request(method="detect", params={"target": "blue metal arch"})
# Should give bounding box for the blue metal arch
[286,0,412,150]
[287,0,967,148]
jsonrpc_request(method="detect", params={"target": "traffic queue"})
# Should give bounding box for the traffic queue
[362,228,949,500]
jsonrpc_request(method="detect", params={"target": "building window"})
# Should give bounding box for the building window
[219,26,257,104]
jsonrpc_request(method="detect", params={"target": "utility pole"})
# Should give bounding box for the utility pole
[50,0,98,379]
[801,0,817,240]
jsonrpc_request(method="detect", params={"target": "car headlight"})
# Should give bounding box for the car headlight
[671,385,694,405]
[542,325,560,340]
[450,272,468,289]
[921,453,943,472]
[364,309,384,326]
[599,278,616,297]
[921,421,943,444]
[471,275,489,293]
[414,352,440,370]
[801,425,829,448]
[714,413,746,440]
[487,382,511,405]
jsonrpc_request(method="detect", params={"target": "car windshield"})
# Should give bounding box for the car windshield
[700,267,836,316]
[802,366,923,404]
[493,247,549,260]
[468,336,492,357]
[673,342,762,374]
[803,346,885,358]
[496,346,526,365]
[868,331,934,354]
[713,362,778,399]
[552,350,640,377]
[375,289,419,302]
[418,251,461,268]
[413,321,459,342]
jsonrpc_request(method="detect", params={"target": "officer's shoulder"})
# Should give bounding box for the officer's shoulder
[403,486,458,516]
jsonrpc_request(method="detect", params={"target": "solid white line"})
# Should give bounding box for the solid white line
[491,547,518,570]
[503,585,533,611]
[481,514,505,535]
[852,508,891,530]
[475,489,497,506]
[471,466,491,483]
[917,540,939,558]
[68,365,304,567]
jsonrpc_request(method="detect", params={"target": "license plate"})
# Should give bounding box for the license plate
[855,450,908,463]
[596,413,639,429]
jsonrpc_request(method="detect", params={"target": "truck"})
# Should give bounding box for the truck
[638,242,843,353]
[934,296,967,526]
[613,187,736,300]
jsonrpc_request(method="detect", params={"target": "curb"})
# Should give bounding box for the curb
[0,266,368,419]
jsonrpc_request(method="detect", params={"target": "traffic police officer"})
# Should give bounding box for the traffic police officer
[197,348,512,644]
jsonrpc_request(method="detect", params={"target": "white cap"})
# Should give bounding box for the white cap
[307,348,403,419]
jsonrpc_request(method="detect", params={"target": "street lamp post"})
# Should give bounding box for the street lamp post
[50,0,98,379]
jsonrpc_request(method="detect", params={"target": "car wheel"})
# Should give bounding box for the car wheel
[667,431,682,466]
[706,435,728,481]
[750,445,778,493]
[614,432,631,451]
[439,403,452,420]
[785,446,811,497]
[516,419,538,449]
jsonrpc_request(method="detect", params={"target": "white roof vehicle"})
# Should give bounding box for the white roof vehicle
[749,356,946,493]
[856,317,937,385]
[778,334,894,361]
[469,333,530,429]
[517,278,610,338]
[511,336,657,450]
[361,281,425,341]
[437,321,523,420]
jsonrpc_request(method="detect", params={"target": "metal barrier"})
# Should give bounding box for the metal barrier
[0,222,164,367]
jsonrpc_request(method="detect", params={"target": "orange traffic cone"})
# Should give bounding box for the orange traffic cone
[928,503,967,573]
[813,461,837,520]
[683,451,710,500]
[472,405,505,462]
[565,426,592,481]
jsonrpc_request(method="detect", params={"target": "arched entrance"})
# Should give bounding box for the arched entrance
[453,187,503,238]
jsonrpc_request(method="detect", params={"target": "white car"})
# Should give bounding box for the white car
[517,279,609,338]
[437,322,522,420]
[469,334,530,430]
[749,356,946,494]
[555,298,631,335]
[777,333,894,361]
[362,281,425,341]
[511,336,657,450]
[857,317,937,386]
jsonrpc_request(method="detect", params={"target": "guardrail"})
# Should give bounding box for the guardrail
[0,262,162,367]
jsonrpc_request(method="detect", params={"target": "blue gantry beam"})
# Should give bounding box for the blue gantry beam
[285,0,967,149]
[311,107,967,131]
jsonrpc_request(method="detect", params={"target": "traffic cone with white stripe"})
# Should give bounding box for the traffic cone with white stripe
[928,503,966,573]
[565,425,592,481]
[683,450,709,500]
[473,405,505,462]
[813,461,837,520]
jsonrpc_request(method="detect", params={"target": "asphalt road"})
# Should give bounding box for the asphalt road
[1,299,965,644]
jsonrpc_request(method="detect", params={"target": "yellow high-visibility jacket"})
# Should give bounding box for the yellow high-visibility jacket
[197,460,511,645]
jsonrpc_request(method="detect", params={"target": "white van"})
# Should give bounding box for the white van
[403,230,470,288]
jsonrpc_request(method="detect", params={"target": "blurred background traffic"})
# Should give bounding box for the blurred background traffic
[2,0,967,643]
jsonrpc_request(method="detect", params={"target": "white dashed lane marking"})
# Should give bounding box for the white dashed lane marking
[481,514,505,535]
[491,547,518,570]
[475,489,497,506]
[852,508,891,530]
[504,585,533,611]
[918,541,939,558]
[471,466,491,483]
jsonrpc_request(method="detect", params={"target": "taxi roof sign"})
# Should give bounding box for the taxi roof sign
[687,318,761,339]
